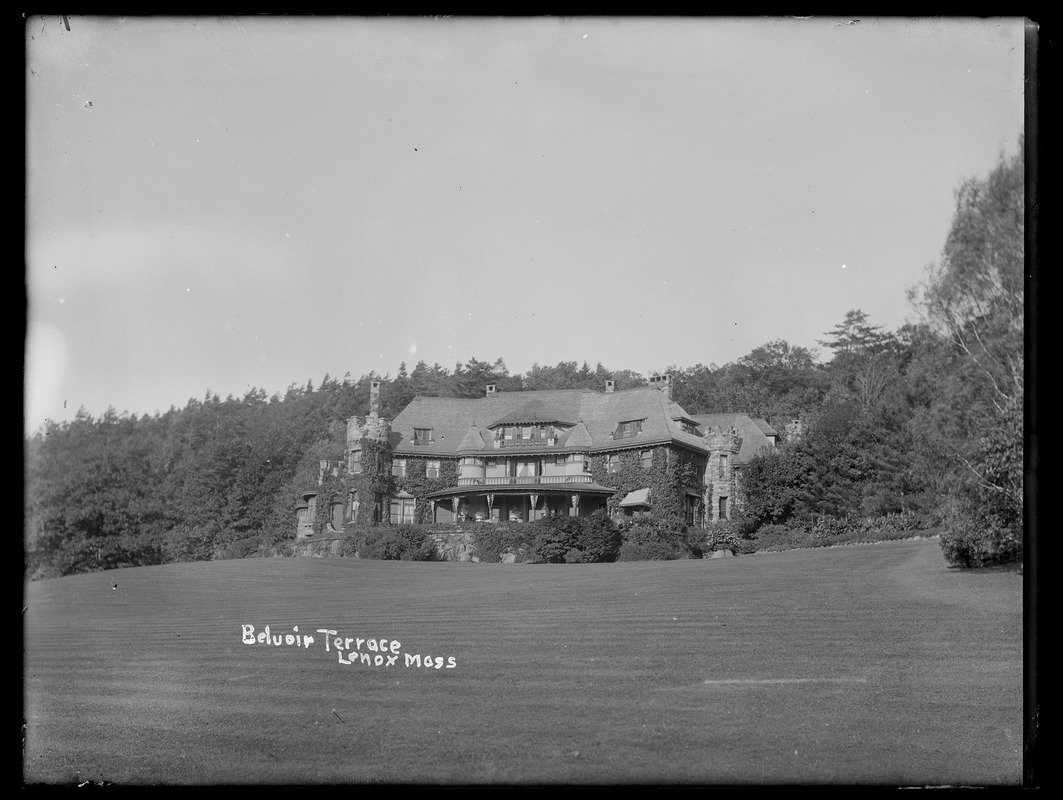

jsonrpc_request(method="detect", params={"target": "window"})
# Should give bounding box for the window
[615,419,644,439]
[390,496,415,524]
[718,454,728,479]
[350,449,363,474]
[607,454,621,474]
[555,455,567,466]
[568,453,590,472]
[719,496,729,520]
[426,460,440,479]
[392,458,407,478]
[640,450,652,469]
[413,428,433,446]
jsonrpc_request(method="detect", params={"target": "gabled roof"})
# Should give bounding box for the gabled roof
[691,413,778,463]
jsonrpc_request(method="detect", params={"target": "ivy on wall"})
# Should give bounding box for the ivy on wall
[312,467,350,538]
[587,446,708,525]
[350,438,391,524]
[392,457,460,523]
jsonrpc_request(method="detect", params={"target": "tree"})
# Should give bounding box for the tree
[912,140,1024,413]
[909,140,1025,566]
[818,309,891,355]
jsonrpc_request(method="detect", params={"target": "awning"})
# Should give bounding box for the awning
[619,488,651,508]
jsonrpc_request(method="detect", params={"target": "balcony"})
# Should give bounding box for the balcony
[456,474,592,487]
[493,438,558,449]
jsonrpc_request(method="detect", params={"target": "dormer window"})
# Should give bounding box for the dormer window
[413,428,433,446]
[615,419,644,439]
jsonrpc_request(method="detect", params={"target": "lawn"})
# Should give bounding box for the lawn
[23,538,1024,785]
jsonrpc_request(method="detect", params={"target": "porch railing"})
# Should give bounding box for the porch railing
[492,438,558,448]
[456,474,592,486]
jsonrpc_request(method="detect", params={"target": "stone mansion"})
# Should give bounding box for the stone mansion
[296,375,779,537]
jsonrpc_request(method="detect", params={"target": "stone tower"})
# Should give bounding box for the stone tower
[344,380,392,525]
[703,425,742,523]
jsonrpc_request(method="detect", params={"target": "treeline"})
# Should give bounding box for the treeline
[24,141,1024,576]
[23,360,649,578]
[727,141,1024,568]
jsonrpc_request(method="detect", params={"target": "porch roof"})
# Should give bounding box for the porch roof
[425,482,617,499]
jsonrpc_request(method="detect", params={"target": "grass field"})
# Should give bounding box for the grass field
[23,538,1024,785]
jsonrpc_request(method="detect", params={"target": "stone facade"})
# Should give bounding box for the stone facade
[296,376,773,536]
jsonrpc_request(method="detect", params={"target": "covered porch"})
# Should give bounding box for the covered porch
[426,483,615,524]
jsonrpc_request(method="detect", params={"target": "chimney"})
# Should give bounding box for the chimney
[649,374,672,400]
[486,384,497,397]
[605,380,615,393]
[369,380,381,416]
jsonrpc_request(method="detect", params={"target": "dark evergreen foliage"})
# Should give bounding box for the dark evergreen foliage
[25,135,1026,582]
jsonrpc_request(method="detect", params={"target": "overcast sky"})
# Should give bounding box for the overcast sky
[25,16,1027,435]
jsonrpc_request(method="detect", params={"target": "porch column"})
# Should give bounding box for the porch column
[570,494,580,517]
[487,493,495,520]
[451,497,460,519]
[530,493,539,521]
[429,499,436,524]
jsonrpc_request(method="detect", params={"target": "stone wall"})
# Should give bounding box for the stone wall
[288,537,344,557]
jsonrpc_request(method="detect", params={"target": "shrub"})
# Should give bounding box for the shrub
[164,523,218,564]
[617,538,684,561]
[809,516,849,541]
[521,512,623,564]
[528,516,577,563]
[215,535,262,561]
[471,524,537,563]
[939,506,1021,568]
[570,510,623,563]
[704,521,741,553]
[617,517,701,561]
[354,525,441,561]
[749,521,812,552]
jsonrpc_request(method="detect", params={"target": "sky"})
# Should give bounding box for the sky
[25,16,1028,435]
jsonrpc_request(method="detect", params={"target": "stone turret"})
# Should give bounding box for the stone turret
[346,412,392,472]
[346,381,391,453]
[295,382,397,537]
[703,425,742,523]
